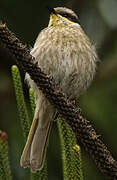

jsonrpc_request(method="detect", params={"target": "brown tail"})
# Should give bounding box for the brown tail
[20,96,56,172]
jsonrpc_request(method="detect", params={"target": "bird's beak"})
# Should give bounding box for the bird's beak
[47,6,57,15]
[47,6,59,26]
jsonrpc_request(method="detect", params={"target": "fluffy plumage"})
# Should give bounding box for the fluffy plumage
[20,7,98,172]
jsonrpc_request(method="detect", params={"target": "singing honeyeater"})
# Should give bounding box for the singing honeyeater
[20,7,98,172]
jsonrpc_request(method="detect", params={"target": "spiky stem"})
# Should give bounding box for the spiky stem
[58,119,83,180]
[11,65,30,139]
[0,131,12,180]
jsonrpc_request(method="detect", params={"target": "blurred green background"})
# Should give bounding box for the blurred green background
[0,0,117,179]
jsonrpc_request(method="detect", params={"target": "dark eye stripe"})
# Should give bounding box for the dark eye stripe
[58,13,79,23]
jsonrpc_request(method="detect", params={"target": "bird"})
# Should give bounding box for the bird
[20,7,98,172]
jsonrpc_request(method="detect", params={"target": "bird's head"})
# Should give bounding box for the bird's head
[47,7,80,27]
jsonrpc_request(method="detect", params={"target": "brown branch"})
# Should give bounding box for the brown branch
[0,22,117,180]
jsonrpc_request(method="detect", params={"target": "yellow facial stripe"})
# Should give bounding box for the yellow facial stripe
[50,13,78,25]
[62,16,78,24]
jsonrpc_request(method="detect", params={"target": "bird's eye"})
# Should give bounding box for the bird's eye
[63,14,68,18]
